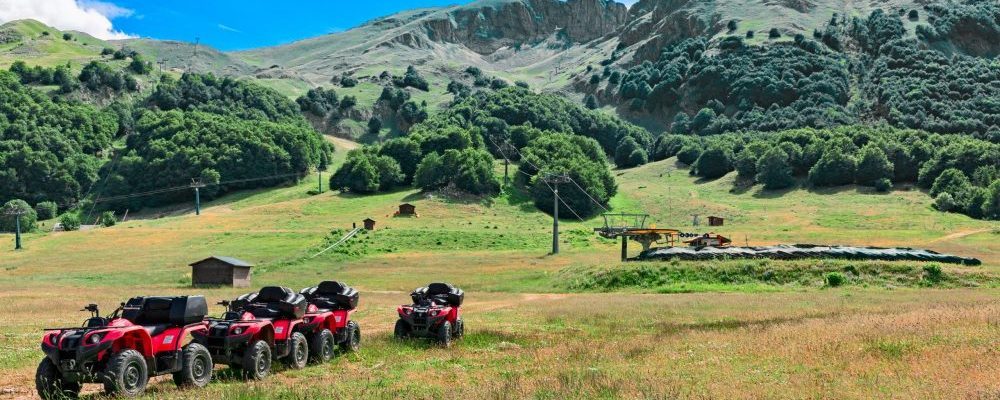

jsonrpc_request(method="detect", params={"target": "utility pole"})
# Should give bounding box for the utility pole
[190,178,206,216]
[5,208,25,250]
[543,173,571,255]
[498,142,516,187]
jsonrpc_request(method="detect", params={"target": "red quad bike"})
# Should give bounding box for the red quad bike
[394,283,465,347]
[193,286,310,380]
[37,296,212,399]
[299,281,362,362]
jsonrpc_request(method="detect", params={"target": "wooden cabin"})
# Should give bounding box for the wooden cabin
[190,256,253,287]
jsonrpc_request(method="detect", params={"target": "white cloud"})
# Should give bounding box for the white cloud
[217,24,242,33]
[614,0,639,7]
[0,0,134,40]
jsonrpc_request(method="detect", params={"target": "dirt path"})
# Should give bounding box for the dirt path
[927,228,992,244]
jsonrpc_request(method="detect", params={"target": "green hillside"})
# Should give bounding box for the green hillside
[0,19,107,68]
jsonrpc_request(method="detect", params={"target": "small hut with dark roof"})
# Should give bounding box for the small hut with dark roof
[190,256,253,287]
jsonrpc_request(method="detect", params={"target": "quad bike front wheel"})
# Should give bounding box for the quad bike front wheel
[284,332,309,369]
[240,340,272,380]
[173,343,213,388]
[394,319,411,340]
[437,321,453,347]
[340,321,361,352]
[36,358,81,400]
[310,329,335,363]
[102,349,149,397]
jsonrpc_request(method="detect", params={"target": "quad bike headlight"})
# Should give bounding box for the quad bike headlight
[87,333,103,345]
[232,327,243,335]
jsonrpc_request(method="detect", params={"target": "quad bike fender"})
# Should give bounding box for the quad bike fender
[107,327,155,359]
[151,324,208,353]
[325,310,352,330]
[271,320,302,342]
[445,307,460,324]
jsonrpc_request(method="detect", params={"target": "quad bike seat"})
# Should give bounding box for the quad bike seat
[245,286,306,319]
[121,296,209,335]
[300,281,360,311]
[411,283,464,307]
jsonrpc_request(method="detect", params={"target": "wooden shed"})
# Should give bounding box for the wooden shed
[190,256,253,287]
[396,203,416,216]
[363,218,376,230]
[708,216,725,226]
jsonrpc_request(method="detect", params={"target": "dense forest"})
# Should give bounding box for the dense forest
[0,67,331,224]
[605,7,999,142]
[329,87,629,217]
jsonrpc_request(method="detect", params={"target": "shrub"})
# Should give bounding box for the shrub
[874,178,892,192]
[100,211,117,227]
[62,33,73,41]
[934,192,956,212]
[769,28,781,38]
[825,272,846,287]
[339,75,358,87]
[1,199,37,233]
[34,201,58,221]
[746,30,755,38]
[60,214,81,231]
[922,264,943,283]
[727,20,738,31]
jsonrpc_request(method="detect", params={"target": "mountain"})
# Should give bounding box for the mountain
[0,19,107,68]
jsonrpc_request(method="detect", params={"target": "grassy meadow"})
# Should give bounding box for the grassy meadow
[1,143,998,399]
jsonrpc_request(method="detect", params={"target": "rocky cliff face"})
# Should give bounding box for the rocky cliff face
[416,0,629,54]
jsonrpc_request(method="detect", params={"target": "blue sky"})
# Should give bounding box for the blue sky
[0,0,636,50]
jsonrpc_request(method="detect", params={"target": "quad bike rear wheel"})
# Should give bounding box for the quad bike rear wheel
[394,319,411,340]
[102,349,149,397]
[35,358,81,400]
[284,332,309,369]
[240,340,272,380]
[310,329,335,363]
[437,321,453,347]
[454,318,465,339]
[340,321,361,352]
[173,343,213,388]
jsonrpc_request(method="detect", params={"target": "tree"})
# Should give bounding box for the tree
[677,145,703,165]
[339,75,358,87]
[379,138,422,182]
[330,152,379,194]
[983,180,1000,220]
[756,147,795,190]
[414,152,446,189]
[35,201,58,221]
[367,117,382,134]
[372,155,404,190]
[930,168,971,199]
[809,150,856,187]
[414,149,499,195]
[694,145,733,179]
[519,134,616,218]
[769,28,781,38]
[129,55,152,74]
[727,20,738,32]
[585,94,598,110]
[689,108,716,135]
[855,144,893,186]
[615,137,645,168]
[1,200,37,233]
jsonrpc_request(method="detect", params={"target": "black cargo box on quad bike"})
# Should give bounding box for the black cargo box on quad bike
[300,281,360,310]
[122,296,209,326]
[243,286,307,319]
[411,282,464,307]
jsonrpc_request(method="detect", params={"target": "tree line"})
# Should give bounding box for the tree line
[653,125,999,220]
